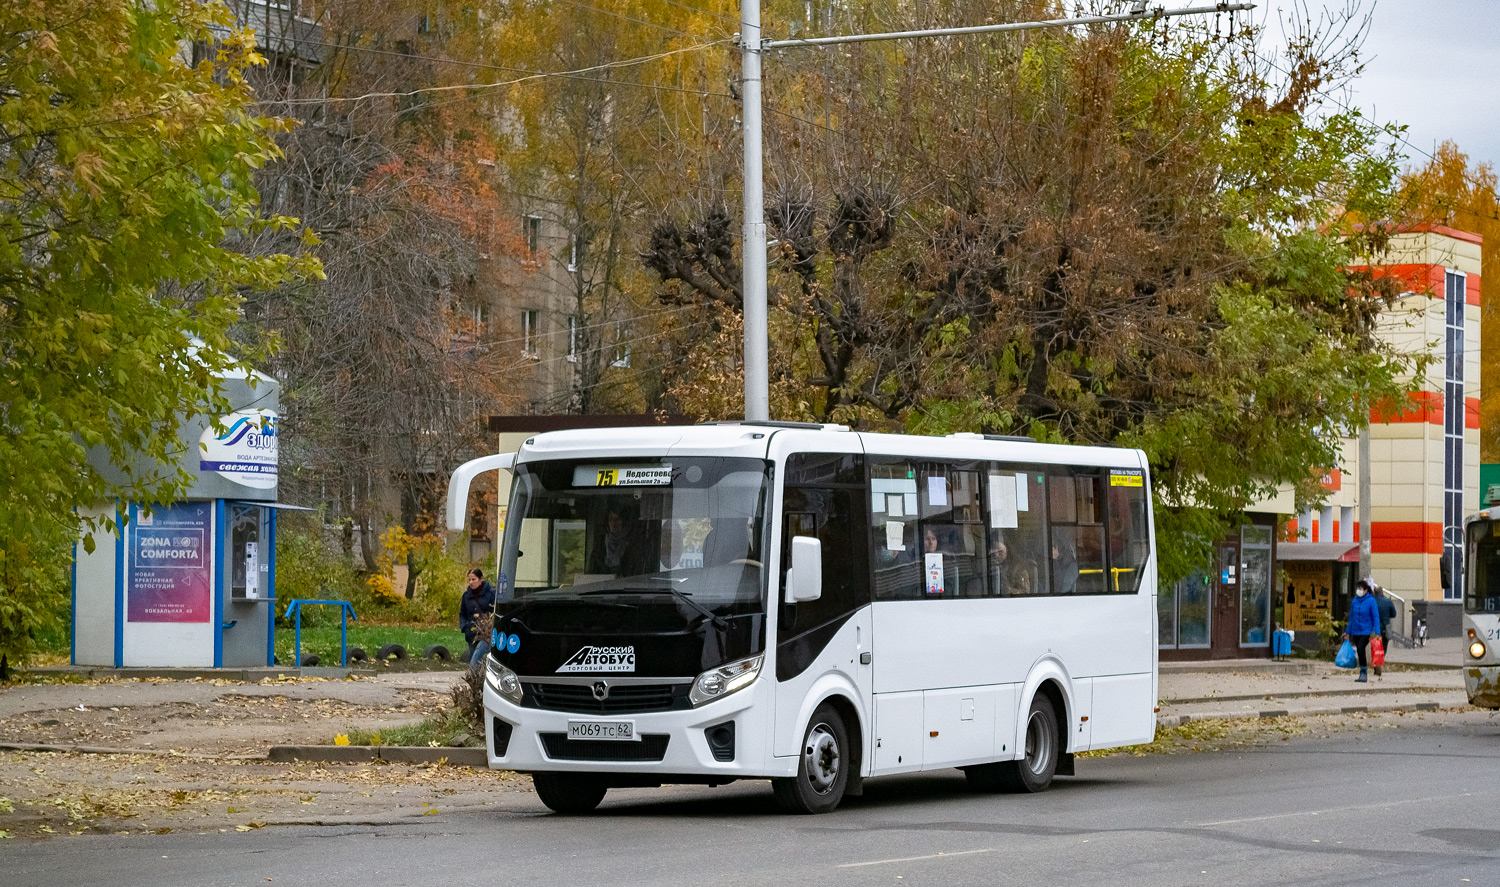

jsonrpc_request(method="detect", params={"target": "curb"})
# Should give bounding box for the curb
[1156,699,1445,729]
[267,745,489,767]
[1162,685,1460,706]
[19,666,376,681]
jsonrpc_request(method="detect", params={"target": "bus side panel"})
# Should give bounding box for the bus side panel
[872,690,923,774]
[1085,673,1155,748]
[871,596,1153,692]
[771,611,873,761]
[921,685,1003,769]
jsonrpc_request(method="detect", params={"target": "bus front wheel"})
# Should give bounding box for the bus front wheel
[532,772,608,814]
[966,694,1059,794]
[772,703,848,814]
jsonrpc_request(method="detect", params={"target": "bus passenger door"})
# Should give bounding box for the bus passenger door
[770,447,874,764]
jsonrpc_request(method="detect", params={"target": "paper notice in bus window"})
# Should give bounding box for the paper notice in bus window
[904,492,917,515]
[1015,472,1030,511]
[927,476,948,507]
[885,520,905,551]
[988,475,1018,529]
[872,491,886,514]
[887,495,904,518]
[1110,470,1144,487]
[925,553,945,594]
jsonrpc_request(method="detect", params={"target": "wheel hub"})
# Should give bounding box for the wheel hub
[803,724,840,794]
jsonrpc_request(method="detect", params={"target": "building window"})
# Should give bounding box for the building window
[1159,572,1211,649]
[522,310,539,358]
[524,215,541,255]
[567,315,579,362]
[567,230,586,272]
[418,13,432,34]
[611,323,630,367]
[470,302,489,329]
[1445,270,1467,600]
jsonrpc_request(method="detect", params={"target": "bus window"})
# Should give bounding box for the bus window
[918,465,986,596]
[871,459,921,599]
[1048,471,1107,594]
[985,468,1048,596]
[1108,470,1149,593]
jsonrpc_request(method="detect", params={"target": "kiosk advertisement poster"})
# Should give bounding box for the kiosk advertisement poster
[199,409,278,489]
[127,502,212,623]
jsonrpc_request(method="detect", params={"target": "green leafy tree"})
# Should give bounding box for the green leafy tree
[0,0,318,665]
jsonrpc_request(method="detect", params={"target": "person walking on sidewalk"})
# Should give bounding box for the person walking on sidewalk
[1343,578,1382,683]
[1373,583,1396,679]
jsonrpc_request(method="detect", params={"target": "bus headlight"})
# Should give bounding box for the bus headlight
[690,654,763,706]
[486,655,523,704]
[1470,641,1488,660]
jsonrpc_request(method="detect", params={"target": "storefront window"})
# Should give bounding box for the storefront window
[1159,572,1210,648]
[1240,525,1272,645]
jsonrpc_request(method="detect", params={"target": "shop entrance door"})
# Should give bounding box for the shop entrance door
[1211,541,1241,656]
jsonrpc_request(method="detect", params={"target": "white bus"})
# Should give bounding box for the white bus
[447,422,1158,814]
[1463,510,1500,708]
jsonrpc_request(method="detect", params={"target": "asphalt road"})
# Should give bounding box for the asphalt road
[11,712,1500,887]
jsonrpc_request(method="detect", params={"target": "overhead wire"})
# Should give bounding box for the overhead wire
[265,39,733,106]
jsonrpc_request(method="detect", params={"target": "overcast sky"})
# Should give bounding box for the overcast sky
[1262,0,1500,170]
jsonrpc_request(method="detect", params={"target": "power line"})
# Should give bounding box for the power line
[254,37,735,100]
[265,40,733,106]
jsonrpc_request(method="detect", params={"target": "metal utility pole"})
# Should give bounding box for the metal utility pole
[740,0,768,421]
[738,2,1254,420]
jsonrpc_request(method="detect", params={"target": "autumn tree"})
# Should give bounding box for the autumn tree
[0,0,317,661]
[488,0,738,414]
[232,0,519,587]
[643,0,1419,578]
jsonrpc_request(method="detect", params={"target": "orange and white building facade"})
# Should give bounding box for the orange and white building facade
[1363,225,1481,603]
[1280,225,1483,613]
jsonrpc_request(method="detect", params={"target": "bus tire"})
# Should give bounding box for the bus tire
[995,694,1060,793]
[532,772,607,814]
[772,703,848,814]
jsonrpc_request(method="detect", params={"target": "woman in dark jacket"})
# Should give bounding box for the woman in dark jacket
[460,568,496,663]
[1343,577,1382,683]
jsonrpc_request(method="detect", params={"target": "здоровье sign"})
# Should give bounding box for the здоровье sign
[199,409,278,489]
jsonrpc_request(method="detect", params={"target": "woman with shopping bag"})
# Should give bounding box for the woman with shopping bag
[1342,578,1383,683]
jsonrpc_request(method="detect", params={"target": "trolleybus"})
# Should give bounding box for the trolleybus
[1463,509,1500,708]
[446,422,1159,813]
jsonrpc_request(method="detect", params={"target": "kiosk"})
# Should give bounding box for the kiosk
[72,369,287,668]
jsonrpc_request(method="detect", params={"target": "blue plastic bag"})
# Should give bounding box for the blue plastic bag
[1334,640,1357,669]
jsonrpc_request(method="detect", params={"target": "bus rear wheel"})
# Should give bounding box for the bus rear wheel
[532,773,608,814]
[966,694,1059,794]
[772,703,848,814]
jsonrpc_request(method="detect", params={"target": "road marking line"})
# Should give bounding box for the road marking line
[838,848,995,868]
[1199,792,1472,827]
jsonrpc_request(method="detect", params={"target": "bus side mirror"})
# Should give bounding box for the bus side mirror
[785,536,823,604]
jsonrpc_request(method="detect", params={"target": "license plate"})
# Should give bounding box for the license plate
[567,720,637,742]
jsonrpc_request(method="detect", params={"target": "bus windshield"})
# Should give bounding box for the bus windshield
[1468,519,1500,613]
[498,457,770,616]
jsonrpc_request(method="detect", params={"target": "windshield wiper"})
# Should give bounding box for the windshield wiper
[580,582,729,630]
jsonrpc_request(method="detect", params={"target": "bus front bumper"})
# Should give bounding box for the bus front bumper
[481,680,789,778]
[1465,664,1500,709]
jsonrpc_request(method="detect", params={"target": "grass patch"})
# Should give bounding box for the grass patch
[275,624,465,667]
[338,706,479,748]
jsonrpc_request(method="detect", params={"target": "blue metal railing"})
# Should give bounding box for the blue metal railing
[283,599,358,668]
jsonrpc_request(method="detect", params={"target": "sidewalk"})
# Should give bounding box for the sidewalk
[1157,646,1467,728]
